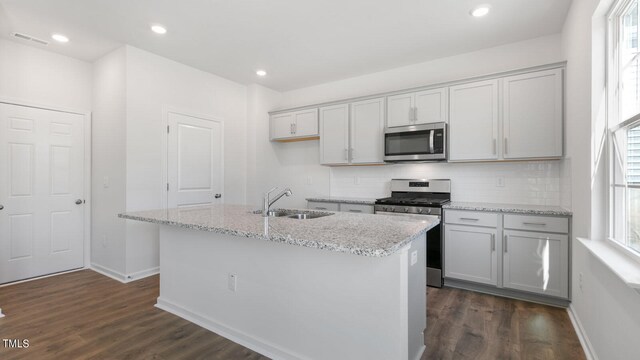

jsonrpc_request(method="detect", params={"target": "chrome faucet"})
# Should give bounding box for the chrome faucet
[263,187,293,216]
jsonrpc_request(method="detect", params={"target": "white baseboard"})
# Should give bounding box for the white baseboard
[155,297,308,360]
[90,264,159,283]
[90,263,127,283]
[567,305,598,360]
[0,267,85,288]
[125,267,159,282]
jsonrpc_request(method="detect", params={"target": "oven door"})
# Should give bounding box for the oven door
[384,123,446,162]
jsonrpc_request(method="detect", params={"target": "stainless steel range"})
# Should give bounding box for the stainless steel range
[374,179,451,288]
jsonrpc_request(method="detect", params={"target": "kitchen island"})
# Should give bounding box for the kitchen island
[119,204,438,360]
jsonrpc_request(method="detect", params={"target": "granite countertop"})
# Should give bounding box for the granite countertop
[119,204,438,257]
[443,201,572,216]
[305,196,377,205]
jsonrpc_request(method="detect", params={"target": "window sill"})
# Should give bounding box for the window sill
[577,237,640,295]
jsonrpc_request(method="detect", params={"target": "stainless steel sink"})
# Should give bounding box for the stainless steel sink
[252,209,334,219]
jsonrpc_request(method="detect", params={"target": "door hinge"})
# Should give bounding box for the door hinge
[167,125,170,133]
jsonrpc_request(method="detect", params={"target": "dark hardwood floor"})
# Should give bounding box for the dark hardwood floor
[0,270,585,360]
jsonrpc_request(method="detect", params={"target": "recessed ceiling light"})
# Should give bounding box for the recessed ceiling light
[256,69,267,77]
[470,5,491,17]
[151,25,167,34]
[51,33,69,43]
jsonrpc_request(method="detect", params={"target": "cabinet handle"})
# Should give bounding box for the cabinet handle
[504,138,508,154]
[293,123,297,134]
[315,207,327,210]
[413,107,418,122]
[491,233,495,251]
[504,234,508,253]
[408,107,413,121]
[350,148,355,160]
[459,217,479,221]
[493,139,497,155]
[290,123,293,134]
[348,209,362,213]
[523,222,547,226]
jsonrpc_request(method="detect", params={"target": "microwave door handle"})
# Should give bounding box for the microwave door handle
[429,131,435,154]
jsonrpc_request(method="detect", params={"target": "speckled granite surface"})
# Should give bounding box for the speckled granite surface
[119,204,437,257]
[443,202,572,216]
[306,196,377,205]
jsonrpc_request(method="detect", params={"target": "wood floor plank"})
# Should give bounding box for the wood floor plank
[0,270,586,359]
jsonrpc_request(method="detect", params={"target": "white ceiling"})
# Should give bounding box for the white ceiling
[0,0,572,91]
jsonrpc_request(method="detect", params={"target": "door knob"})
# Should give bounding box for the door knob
[75,199,84,205]
[214,194,222,199]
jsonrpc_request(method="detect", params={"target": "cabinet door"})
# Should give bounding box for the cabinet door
[350,98,385,164]
[387,93,414,127]
[307,201,339,211]
[270,113,294,140]
[502,69,563,159]
[293,109,319,137]
[444,224,498,286]
[415,87,448,125]
[449,80,499,161]
[319,104,350,165]
[503,230,568,299]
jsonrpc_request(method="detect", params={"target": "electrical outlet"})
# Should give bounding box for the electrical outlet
[410,251,418,266]
[496,176,505,187]
[579,272,583,292]
[103,176,109,188]
[307,176,313,185]
[228,273,237,292]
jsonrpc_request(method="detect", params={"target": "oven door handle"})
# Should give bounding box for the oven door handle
[429,130,435,154]
[375,211,439,220]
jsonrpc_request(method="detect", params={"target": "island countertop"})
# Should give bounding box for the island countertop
[119,204,437,257]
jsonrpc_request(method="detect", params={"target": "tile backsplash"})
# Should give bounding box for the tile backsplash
[330,160,571,207]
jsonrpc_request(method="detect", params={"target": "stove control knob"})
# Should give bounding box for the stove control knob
[404,207,409,213]
[417,208,423,214]
[427,208,432,214]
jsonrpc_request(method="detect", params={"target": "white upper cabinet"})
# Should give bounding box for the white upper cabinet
[350,98,385,164]
[502,69,563,159]
[270,108,318,141]
[319,104,350,165]
[449,79,499,161]
[414,88,448,125]
[387,93,414,128]
[386,87,447,128]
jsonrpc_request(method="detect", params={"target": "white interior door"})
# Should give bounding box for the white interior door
[0,103,85,284]
[167,111,223,208]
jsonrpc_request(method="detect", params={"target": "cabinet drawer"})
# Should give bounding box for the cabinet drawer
[307,201,339,211]
[340,203,374,214]
[444,210,498,228]
[503,214,568,233]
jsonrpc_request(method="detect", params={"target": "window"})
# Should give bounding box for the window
[610,0,640,255]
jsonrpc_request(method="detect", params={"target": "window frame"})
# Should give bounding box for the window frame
[607,0,640,260]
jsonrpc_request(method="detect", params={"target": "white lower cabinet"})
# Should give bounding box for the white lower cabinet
[444,209,571,303]
[503,230,569,299]
[307,201,374,214]
[444,225,498,286]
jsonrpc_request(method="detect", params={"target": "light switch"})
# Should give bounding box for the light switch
[103,176,109,188]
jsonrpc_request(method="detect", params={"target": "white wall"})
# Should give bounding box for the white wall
[275,34,568,206]
[562,0,640,359]
[123,46,248,275]
[91,45,249,277]
[247,84,331,209]
[0,39,92,111]
[331,161,564,205]
[279,34,564,109]
[91,47,127,275]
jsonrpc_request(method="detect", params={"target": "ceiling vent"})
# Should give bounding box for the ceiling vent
[12,32,49,46]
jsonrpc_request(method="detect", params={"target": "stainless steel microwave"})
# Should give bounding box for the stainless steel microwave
[384,122,447,162]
